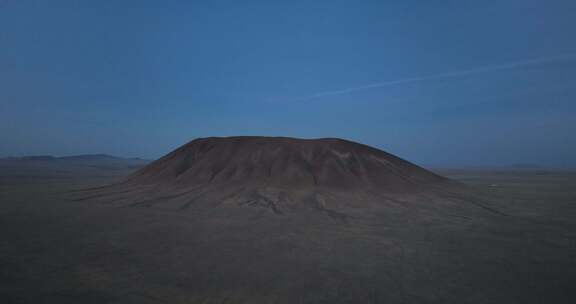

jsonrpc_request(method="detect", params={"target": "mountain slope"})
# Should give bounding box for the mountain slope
[77,136,495,219]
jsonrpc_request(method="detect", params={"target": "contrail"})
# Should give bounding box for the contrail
[289,53,576,102]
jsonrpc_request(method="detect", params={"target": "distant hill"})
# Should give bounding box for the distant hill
[509,163,542,169]
[16,155,57,161]
[1,154,146,162]
[0,154,150,182]
[59,154,122,161]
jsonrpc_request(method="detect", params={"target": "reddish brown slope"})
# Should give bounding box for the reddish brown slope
[129,136,446,189]
[76,137,490,218]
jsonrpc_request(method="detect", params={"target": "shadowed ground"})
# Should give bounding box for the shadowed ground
[0,157,575,303]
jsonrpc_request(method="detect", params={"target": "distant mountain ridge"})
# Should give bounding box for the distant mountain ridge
[1,154,146,161]
[0,154,150,181]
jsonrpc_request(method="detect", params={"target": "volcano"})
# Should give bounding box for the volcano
[65,137,513,303]
[78,136,495,219]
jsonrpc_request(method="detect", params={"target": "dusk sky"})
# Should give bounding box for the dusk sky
[1,0,575,167]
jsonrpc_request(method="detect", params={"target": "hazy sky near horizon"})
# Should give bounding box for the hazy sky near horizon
[1,0,575,167]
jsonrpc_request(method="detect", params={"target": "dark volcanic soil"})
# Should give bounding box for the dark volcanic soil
[2,138,574,303]
[129,136,446,190]
[76,137,492,220]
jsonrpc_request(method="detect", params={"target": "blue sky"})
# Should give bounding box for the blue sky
[1,0,575,167]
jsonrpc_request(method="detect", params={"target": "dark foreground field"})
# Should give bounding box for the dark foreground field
[0,164,575,303]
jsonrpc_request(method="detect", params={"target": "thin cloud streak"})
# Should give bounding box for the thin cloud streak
[289,53,576,102]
